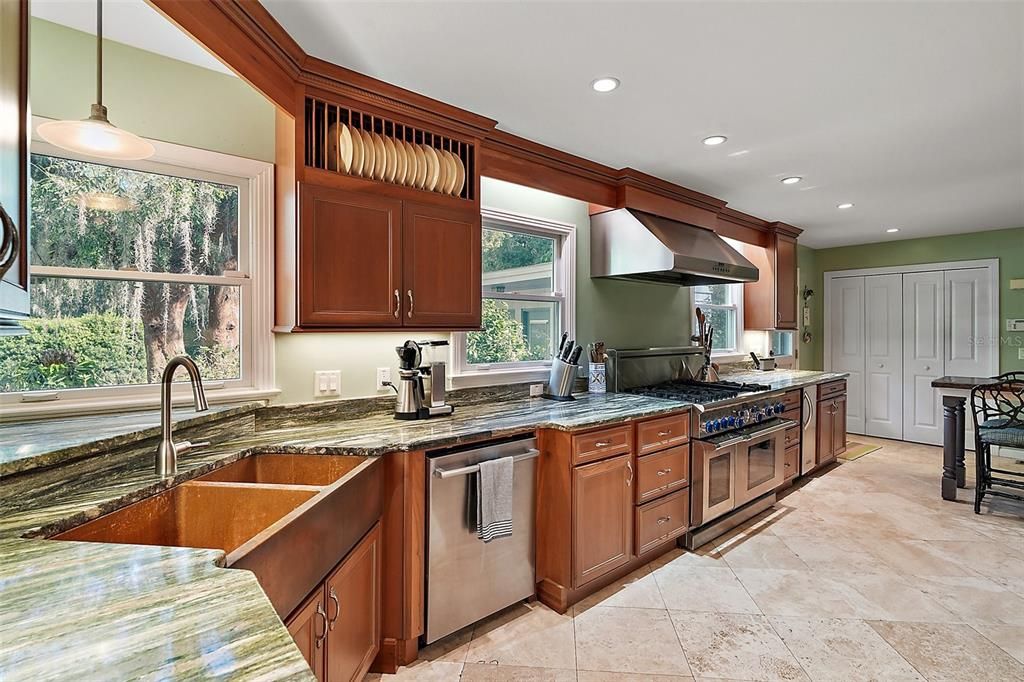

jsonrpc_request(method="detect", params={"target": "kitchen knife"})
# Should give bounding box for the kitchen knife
[750,351,761,369]
[557,331,569,356]
[561,339,575,361]
[568,345,583,365]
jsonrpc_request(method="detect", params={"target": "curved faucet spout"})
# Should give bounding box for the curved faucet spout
[157,355,210,478]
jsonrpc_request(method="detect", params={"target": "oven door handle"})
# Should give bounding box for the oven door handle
[741,419,796,442]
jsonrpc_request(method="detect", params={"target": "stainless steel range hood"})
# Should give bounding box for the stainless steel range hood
[590,208,759,287]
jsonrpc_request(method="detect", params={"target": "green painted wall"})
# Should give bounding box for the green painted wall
[30,18,275,162]
[796,244,821,370]
[799,227,1024,373]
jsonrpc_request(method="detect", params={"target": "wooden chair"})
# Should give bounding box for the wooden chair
[970,372,1024,513]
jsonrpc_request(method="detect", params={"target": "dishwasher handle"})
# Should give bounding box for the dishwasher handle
[434,448,540,479]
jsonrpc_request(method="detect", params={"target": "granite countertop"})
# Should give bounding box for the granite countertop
[0,402,264,477]
[0,391,687,681]
[717,367,850,392]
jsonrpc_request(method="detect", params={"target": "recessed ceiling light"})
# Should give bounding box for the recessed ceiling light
[591,77,620,93]
[837,202,854,210]
[781,176,802,185]
[886,228,900,233]
[703,135,728,146]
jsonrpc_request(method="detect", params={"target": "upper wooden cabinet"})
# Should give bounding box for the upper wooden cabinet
[0,0,30,331]
[741,231,798,331]
[291,184,481,330]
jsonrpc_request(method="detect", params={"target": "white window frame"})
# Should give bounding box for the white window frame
[690,282,745,359]
[1,121,277,419]
[452,207,575,388]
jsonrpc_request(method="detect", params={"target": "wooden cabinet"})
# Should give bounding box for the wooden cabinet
[572,424,632,465]
[741,231,798,330]
[286,522,381,682]
[0,0,29,329]
[325,522,381,682]
[288,590,327,681]
[402,202,480,328]
[635,488,689,555]
[636,413,689,455]
[816,382,848,466]
[291,184,480,330]
[572,454,633,588]
[635,445,689,504]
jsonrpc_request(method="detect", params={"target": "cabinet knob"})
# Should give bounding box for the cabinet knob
[879,363,885,369]
[925,365,931,372]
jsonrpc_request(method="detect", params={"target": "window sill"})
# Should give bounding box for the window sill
[0,387,281,422]
[451,366,555,390]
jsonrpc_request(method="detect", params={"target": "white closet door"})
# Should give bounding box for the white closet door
[945,268,995,377]
[864,274,903,439]
[830,276,865,434]
[903,271,945,445]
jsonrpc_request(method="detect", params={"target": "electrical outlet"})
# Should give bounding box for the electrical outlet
[1007,319,1024,332]
[377,367,392,388]
[314,370,340,397]
[529,383,544,397]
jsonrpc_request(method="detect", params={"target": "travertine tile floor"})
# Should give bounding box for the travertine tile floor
[367,437,1024,681]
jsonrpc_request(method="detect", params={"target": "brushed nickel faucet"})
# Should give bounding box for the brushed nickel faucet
[156,355,210,478]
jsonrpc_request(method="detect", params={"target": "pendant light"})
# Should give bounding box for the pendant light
[37,0,154,161]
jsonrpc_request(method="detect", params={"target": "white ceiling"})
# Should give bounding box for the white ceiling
[263,0,1023,248]
[31,0,235,76]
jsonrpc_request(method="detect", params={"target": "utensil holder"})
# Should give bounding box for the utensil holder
[588,362,606,393]
[543,358,577,401]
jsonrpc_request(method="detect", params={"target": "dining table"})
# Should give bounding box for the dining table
[931,375,999,501]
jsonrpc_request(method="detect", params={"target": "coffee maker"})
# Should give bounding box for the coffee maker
[385,340,455,420]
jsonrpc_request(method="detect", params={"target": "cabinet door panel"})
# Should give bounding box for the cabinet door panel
[0,0,29,322]
[402,202,480,328]
[572,455,632,588]
[775,234,798,329]
[286,590,326,681]
[816,401,834,465]
[832,395,848,457]
[325,523,381,682]
[299,185,402,327]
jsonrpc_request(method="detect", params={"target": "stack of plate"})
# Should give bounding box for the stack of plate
[327,122,467,197]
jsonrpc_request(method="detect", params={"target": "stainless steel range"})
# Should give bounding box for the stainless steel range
[607,347,795,549]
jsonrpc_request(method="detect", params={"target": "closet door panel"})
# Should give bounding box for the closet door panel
[829,277,865,434]
[864,274,903,439]
[945,268,995,378]
[903,271,945,445]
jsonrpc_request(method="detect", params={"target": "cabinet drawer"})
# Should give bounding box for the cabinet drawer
[780,389,802,412]
[636,413,690,455]
[784,426,801,450]
[818,379,847,401]
[635,489,689,556]
[781,407,801,423]
[573,424,633,465]
[784,444,799,481]
[636,445,689,504]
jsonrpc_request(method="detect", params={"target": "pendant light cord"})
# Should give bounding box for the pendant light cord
[96,0,103,107]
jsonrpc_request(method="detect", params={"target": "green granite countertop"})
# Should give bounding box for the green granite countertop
[717,367,849,392]
[0,391,688,681]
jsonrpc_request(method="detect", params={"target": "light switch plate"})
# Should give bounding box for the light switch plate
[1006,319,1024,332]
[803,307,811,327]
[1019,348,1024,361]
[314,370,341,397]
[529,383,544,397]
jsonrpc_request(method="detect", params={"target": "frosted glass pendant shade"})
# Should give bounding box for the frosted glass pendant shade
[38,104,154,161]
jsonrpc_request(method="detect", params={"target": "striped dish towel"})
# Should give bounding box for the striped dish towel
[476,456,514,542]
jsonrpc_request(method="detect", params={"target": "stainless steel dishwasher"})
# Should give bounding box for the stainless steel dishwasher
[425,435,538,644]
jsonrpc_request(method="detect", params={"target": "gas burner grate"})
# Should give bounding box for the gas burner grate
[625,379,771,404]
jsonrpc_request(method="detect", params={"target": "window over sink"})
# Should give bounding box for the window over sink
[0,135,274,415]
[453,208,575,383]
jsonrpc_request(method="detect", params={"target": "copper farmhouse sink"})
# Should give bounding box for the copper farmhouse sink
[53,454,383,618]
[199,453,367,486]
[55,481,316,554]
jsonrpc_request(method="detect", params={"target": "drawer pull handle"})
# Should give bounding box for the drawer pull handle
[595,440,612,447]
[657,430,671,437]
[657,516,672,525]
[328,587,340,630]
[315,601,328,648]
[625,460,633,486]
[393,289,400,318]
[657,468,672,476]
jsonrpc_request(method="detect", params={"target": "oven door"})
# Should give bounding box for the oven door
[735,419,793,506]
[692,432,743,527]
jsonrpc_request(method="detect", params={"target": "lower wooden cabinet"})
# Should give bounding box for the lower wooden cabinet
[783,445,799,482]
[572,454,633,588]
[287,522,381,682]
[816,388,848,466]
[635,488,689,555]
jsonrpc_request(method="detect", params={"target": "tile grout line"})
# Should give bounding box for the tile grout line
[651,554,696,679]
[863,620,933,681]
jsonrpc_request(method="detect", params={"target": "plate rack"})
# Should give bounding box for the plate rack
[304,95,475,201]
